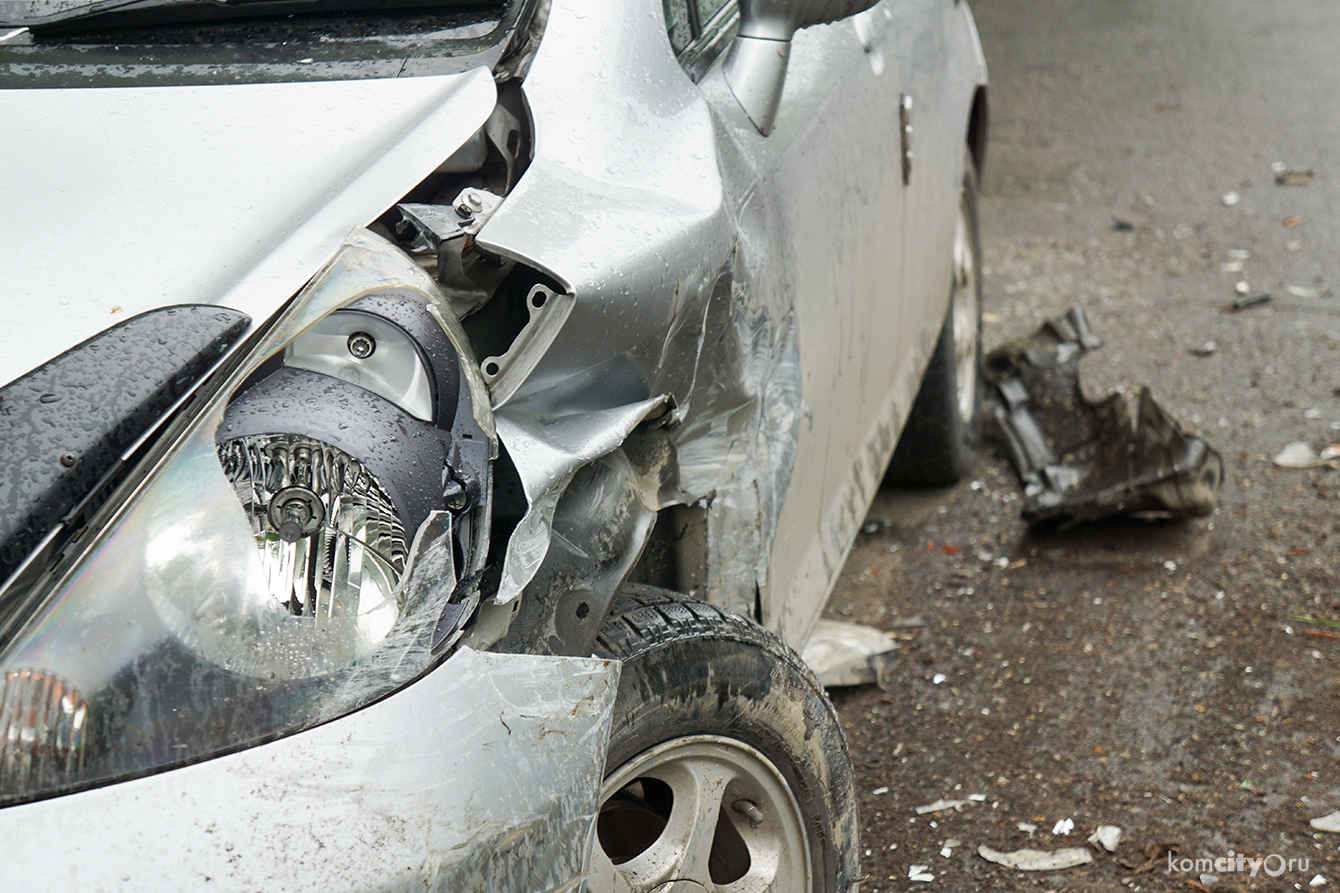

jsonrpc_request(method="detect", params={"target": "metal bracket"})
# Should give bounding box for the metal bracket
[479,284,576,408]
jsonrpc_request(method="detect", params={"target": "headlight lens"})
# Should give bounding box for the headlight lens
[0,230,493,806]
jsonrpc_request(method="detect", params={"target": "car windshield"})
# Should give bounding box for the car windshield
[0,0,503,29]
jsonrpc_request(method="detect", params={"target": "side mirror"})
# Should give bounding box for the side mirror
[723,0,880,134]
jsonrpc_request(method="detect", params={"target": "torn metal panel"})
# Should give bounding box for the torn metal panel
[1,648,618,893]
[497,449,657,656]
[984,306,1224,525]
[486,397,670,617]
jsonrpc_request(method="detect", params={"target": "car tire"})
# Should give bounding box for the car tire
[884,155,983,487]
[587,585,859,893]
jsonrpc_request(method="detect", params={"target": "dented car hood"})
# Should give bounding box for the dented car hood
[0,68,497,389]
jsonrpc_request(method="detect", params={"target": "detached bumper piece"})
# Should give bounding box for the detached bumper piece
[984,306,1224,525]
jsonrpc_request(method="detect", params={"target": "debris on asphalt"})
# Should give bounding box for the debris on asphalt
[1272,162,1314,186]
[940,838,962,858]
[1284,214,1305,227]
[908,864,935,882]
[871,786,890,795]
[801,619,898,687]
[1311,874,1327,887]
[1287,283,1332,299]
[1112,218,1134,232]
[1017,823,1037,835]
[1220,259,1245,273]
[984,306,1224,525]
[1234,279,1251,295]
[1228,248,1250,259]
[1087,825,1123,852]
[1190,340,1217,357]
[1273,441,1340,469]
[1227,292,1272,311]
[1309,811,1340,833]
[915,799,970,815]
[1221,190,1241,206]
[978,844,1093,871]
[1119,841,1182,873]
[1051,818,1074,836]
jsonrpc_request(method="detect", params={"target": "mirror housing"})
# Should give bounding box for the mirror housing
[724,0,880,134]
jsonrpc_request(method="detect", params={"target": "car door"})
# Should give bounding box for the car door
[685,0,920,644]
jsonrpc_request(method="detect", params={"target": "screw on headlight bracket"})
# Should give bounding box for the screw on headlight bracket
[391,198,514,318]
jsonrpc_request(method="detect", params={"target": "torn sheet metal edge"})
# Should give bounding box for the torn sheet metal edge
[489,396,670,609]
[985,306,1223,524]
[0,648,619,893]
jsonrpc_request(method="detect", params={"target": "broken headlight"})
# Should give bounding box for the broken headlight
[0,230,493,807]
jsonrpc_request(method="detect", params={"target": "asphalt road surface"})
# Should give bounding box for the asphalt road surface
[829,1,1340,890]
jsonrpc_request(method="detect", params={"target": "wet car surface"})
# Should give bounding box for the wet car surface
[0,0,986,888]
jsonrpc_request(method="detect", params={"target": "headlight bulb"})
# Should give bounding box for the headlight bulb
[219,435,406,637]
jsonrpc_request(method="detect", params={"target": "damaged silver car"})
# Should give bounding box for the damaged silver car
[0,0,987,888]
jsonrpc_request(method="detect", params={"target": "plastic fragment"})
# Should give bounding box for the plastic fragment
[908,864,934,882]
[1088,825,1122,852]
[801,620,898,687]
[985,306,1223,524]
[1287,284,1332,299]
[978,844,1093,871]
[1227,248,1250,260]
[1312,875,1327,887]
[1272,162,1314,186]
[1229,293,1271,311]
[1234,280,1250,295]
[1310,811,1340,833]
[1018,822,1037,834]
[1274,442,1340,469]
[1221,191,1240,206]
[1284,215,1305,227]
[915,799,969,815]
[1191,340,1217,357]
[1052,818,1074,836]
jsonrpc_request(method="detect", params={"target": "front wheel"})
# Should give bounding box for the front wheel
[588,586,858,892]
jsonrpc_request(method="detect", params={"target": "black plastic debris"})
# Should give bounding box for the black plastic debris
[1272,162,1314,187]
[1227,293,1272,312]
[984,306,1224,525]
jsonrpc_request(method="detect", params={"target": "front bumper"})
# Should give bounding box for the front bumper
[0,649,618,892]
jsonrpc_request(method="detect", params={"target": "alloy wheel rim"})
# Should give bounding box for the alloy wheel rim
[952,190,980,426]
[589,735,812,893]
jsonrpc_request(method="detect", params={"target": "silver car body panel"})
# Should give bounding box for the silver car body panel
[479,0,986,645]
[2,648,618,893]
[0,68,496,390]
